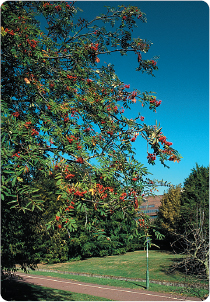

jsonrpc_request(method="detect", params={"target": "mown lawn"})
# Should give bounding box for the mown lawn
[36,250,206,284]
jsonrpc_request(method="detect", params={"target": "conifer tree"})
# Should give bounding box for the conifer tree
[179,164,209,234]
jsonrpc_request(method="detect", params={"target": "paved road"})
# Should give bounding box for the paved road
[17,273,201,301]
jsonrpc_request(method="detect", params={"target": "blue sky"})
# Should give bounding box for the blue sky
[76,1,209,194]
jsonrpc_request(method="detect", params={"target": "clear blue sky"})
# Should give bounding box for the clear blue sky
[76,1,209,194]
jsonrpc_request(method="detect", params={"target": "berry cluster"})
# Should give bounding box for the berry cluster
[26,38,38,49]
[31,128,39,136]
[55,5,62,12]
[65,173,75,180]
[76,157,84,164]
[149,98,162,107]
[12,152,20,158]
[90,43,99,52]
[139,218,145,227]
[83,127,91,132]
[138,217,149,229]
[159,135,173,147]
[147,153,156,164]
[107,130,113,136]
[129,91,137,103]
[12,111,20,117]
[74,190,87,197]
[95,184,115,201]
[67,135,78,144]
[67,74,77,81]
[4,28,15,35]
[43,2,51,8]
[119,192,127,201]
[130,136,136,142]
[24,121,32,129]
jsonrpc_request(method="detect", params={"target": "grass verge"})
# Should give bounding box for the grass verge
[21,270,208,300]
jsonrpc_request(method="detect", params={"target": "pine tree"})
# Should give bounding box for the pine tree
[179,164,209,234]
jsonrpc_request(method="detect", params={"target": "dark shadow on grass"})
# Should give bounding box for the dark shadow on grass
[1,275,75,301]
[159,257,186,276]
[160,257,208,282]
[123,280,146,290]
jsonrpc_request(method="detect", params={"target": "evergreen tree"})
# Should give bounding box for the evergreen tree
[179,164,209,235]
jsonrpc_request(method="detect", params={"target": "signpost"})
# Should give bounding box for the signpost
[146,237,150,289]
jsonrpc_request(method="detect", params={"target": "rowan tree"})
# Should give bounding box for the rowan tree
[1,1,181,264]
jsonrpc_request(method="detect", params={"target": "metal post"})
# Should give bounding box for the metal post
[146,237,149,289]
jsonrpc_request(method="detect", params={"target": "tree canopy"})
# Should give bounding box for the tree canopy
[156,185,182,233]
[1,1,181,262]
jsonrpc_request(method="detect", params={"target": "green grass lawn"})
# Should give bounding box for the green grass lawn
[18,250,208,300]
[36,250,206,285]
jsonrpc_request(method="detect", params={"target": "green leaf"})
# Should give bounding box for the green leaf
[46,223,52,230]
[56,179,62,186]
[4,170,15,174]
[12,176,17,187]
[25,201,32,208]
